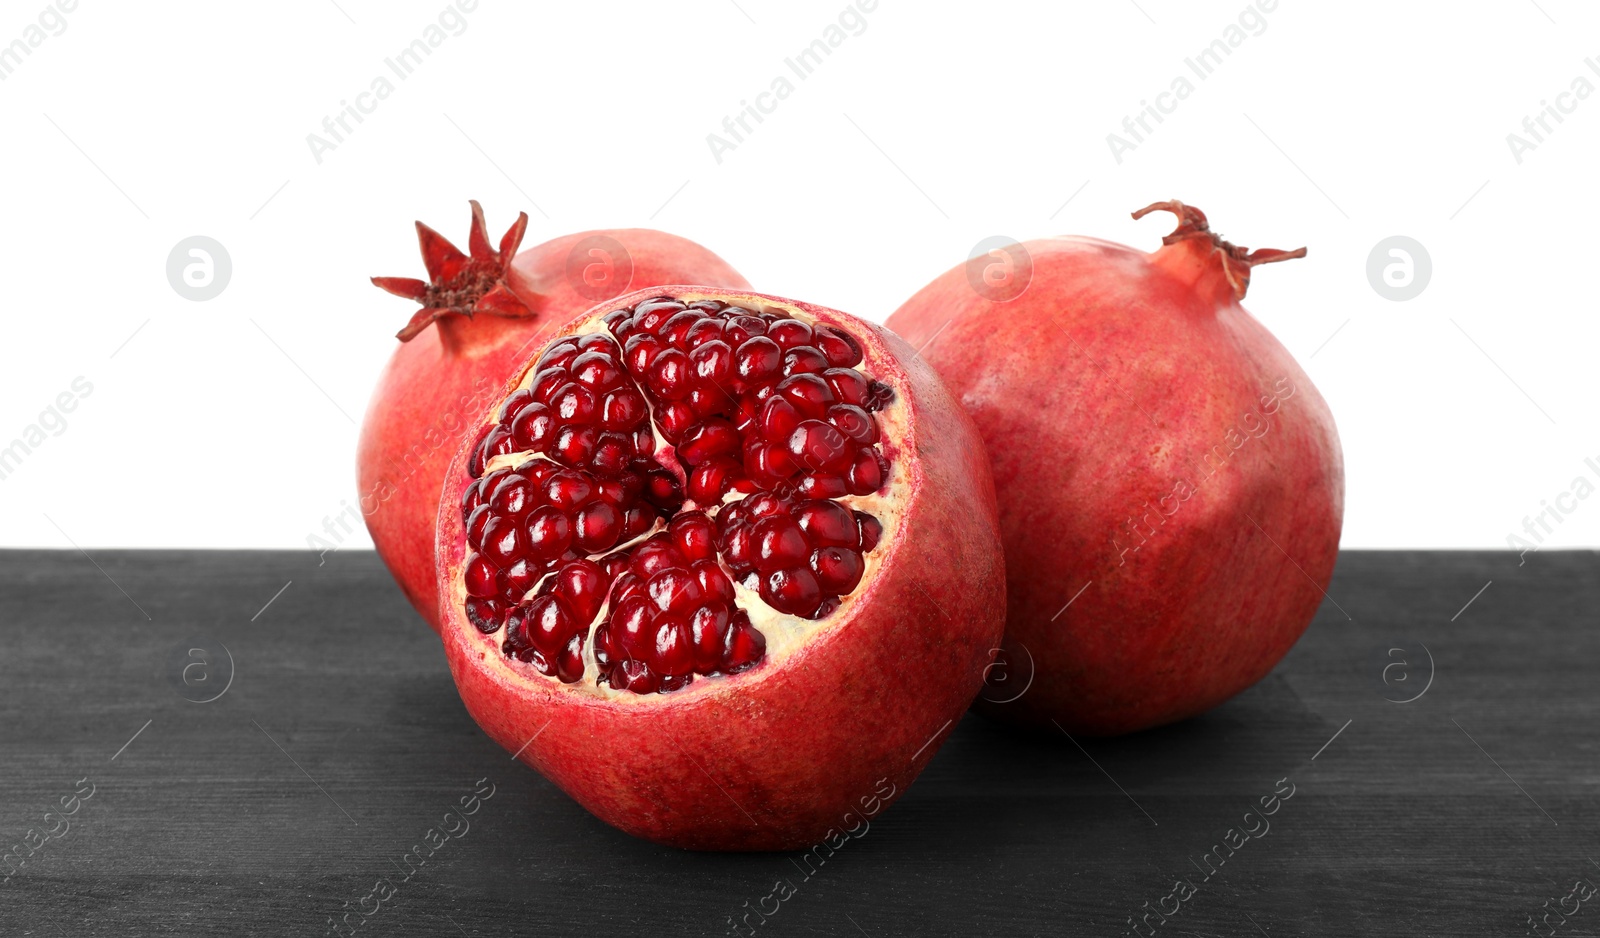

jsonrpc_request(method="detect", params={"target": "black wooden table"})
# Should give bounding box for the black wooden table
[1,548,1595,936]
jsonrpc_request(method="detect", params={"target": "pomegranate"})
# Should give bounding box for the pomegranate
[886,201,1343,736]
[435,287,1004,850]
[358,202,748,632]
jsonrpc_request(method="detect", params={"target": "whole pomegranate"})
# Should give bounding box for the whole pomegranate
[886,201,1343,736]
[358,202,748,632]
[435,286,1004,849]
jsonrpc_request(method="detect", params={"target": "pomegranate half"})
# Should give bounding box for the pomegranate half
[886,201,1344,736]
[436,287,1004,850]
[358,202,748,632]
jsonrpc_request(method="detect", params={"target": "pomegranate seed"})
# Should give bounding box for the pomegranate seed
[499,388,536,423]
[767,319,813,349]
[811,547,864,594]
[465,553,498,598]
[781,346,829,376]
[735,336,783,383]
[574,501,621,553]
[722,613,766,672]
[814,325,863,367]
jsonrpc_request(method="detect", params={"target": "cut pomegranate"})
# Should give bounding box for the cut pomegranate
[357,203,749,633]
[454,294,896,693]
[435,286,1005,850]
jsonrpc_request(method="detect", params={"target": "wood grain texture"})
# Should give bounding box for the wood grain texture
[1,548,1595,936]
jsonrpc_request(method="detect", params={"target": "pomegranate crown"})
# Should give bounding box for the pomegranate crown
[372,200,533,341]
[1132,200,1305,300]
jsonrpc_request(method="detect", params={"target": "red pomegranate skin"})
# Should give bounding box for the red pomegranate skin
[885,204,1343,736]
[436,287,1005,851]
[359,227,748,633]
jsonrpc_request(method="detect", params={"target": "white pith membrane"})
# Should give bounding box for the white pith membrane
[453,293,910,701]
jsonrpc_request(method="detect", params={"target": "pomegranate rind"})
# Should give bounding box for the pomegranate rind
[886,231,1344,737]
[359,226,748,633]
[435,287,1005,850]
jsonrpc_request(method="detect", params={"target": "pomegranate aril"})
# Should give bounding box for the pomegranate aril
[679,419,739,466]
[499,388,536,423]
[498,558,539,603]
[688,458,739,504]
[489,474,535,517]
[660,310,703,347]
[524,594,572,654]
[669,511,718,561]
[465,505,492,549]
[553,559,607,623]
[634,297,686,332]
[625,334,663,374]
[572,350,624,391]
[827,405,876,444]
[782,346,829,376]
[788,420,853,474]
[689,606,726,673]
[621,505,656,540]
[767,319,813,350]
[599,388,647,430]
[760,396,802,439]
[753,516,810,572]
[556,633,585,683]
[574,501,621,553]
[554,425,597,464]
[631,535,687,577]
[481,516,523,565]
[531,367,568,403]
[684,318,725,347]
[537,341,579,370]
[652,618,692,675]
[613,659,659,694]
[693,560,736,604]
[777,374,834,418]
[734,336,782,383]
[465,553,499,598]
[857,512,883,551]
[848,450,887,495]
[812,547,864,594]
[511,403,556,450]
[814,326,863,367]
[796,499,859,548]
[762,566,823,617]
[725,315,767,344]
[527,506,573,560]
[657,401,695,442]
[545,470,595,509]
[824,368,870,407]
[796,473,848,499]
[649,349,692,401]
[465,596,504,633]
[722,613,766,672]
[552,383,598,424]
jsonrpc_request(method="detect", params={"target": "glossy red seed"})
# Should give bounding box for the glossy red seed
[689,339,733,385]
[795,499,858,548]
[499,388,536,423]
[814,326,863,367]
[753,516,810,571]
[767,319,813,350]
[685,318,725,347]
[734,336,782,383]
[679,419,739,466]
[554,559,607,623]
[552,383,597,424]
[556,634,585,683]
[777,374,834,418]
[625,334,663,374]
[722,613,767,672]
[599,388,646,430]
[652,618,692,675]
[760,396,801,440]
[498,558,539,603]
[848,449,887,495]
[489,474,534,517]
[857,512,883,551]
[811,547,864,594]
[465,505,492,549]
[649,348,691,400]
[526,506,573,560]
[795,474,846,499]
[614,658,659,693]
[762,566,823,617]
[781,346,829,376]
[554,425,597,464]
[545,471,594,510]
[824,368,870,406]
[510,403,556,450]
[572,351,624,391]
[827,404,876,444]
[660,310,703,348]
[688,457,738,504]
[670,511,718,561]
[465,553,499,598]
[480,516,523,565]
[524,595,571,654]
[530,367,568,403]
[788,420,853,474]
[689,605,727,673]
[466,596,503,633]
[574,501,620,553]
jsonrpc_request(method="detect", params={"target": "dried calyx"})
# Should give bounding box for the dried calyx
[455,294,899,695]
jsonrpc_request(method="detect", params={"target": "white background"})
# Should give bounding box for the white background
[0,0,1595,550]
